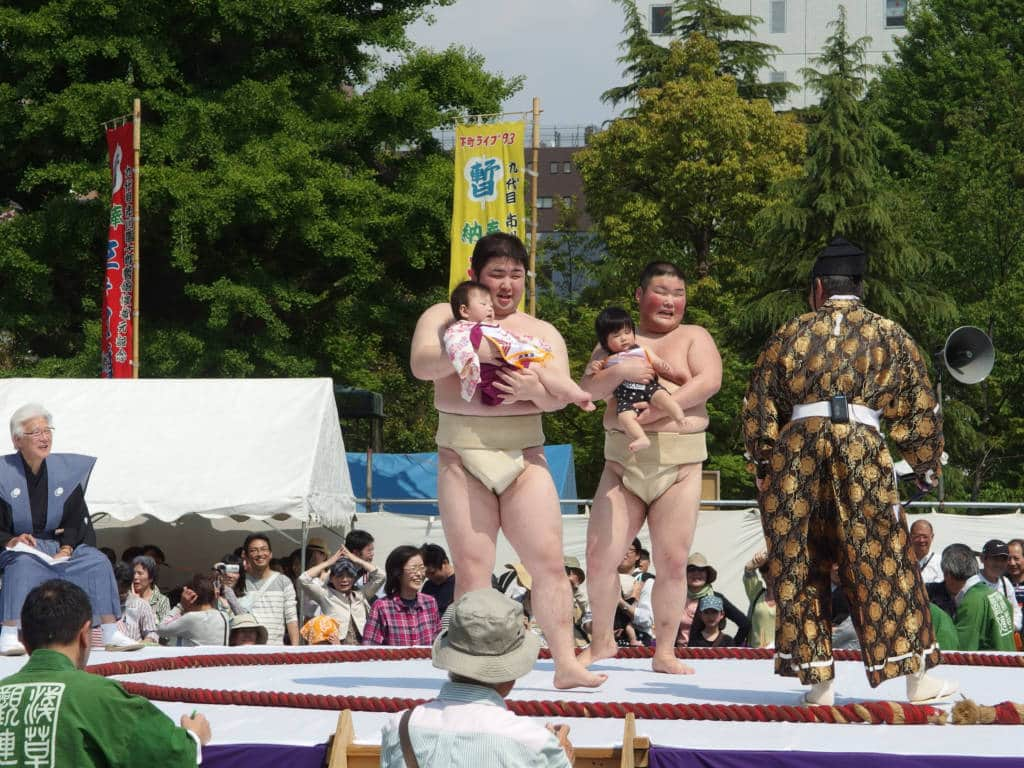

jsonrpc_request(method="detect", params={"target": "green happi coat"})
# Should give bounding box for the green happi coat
[0,649,197,768]
[955,581,1016,652]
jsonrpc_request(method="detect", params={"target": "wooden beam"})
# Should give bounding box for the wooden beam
[327,710,355,768]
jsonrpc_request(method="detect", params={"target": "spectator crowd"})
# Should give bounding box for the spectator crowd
[13,519,1024,656]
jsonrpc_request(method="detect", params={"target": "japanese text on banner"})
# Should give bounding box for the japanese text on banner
[449,121,526,303]
[101,122,135,378]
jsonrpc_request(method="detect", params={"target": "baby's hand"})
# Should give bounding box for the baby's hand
[645,347,689,384]
[585,359,605,376]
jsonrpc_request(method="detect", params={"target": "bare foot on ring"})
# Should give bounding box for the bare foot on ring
[652,654,694,675]
[554,660,608,690]
[576,639,619,668]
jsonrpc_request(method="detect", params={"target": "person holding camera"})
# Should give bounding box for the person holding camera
[298,545,383,644]
[213,554,249,615]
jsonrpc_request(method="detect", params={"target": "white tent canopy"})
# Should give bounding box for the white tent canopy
[0,378,355,526]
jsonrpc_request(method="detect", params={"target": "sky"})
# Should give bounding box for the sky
[407,0,628,128]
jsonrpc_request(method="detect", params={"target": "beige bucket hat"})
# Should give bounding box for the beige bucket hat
[432,589,540,684]
[229,613,268,644]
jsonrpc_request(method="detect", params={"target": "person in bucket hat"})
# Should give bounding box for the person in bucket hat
[380,590,573,768]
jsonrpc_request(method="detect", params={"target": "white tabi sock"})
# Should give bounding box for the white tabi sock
[100,622,118,644]
[0,626,17,642]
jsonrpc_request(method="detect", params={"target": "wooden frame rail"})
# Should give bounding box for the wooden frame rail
[326,710,650,768]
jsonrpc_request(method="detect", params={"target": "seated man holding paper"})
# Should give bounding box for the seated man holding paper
[0,403,141,655]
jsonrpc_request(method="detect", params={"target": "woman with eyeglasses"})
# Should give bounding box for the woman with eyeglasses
[361,545,441,646]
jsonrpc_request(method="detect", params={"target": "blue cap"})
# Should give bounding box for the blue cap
[330,558,360,577]
[698,595,724,613]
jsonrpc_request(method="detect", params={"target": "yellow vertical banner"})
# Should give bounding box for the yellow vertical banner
[450,121,526,303]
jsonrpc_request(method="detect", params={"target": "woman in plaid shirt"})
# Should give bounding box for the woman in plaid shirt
[362,546,441,646]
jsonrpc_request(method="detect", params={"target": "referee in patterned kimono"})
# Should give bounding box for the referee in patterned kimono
[0,403,142,655]
[742,238,957,705]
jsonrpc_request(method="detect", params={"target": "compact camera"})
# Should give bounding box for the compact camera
[214,562,240,574]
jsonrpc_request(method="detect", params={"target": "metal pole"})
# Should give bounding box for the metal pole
[365,448,373,516]
[529,97,541,316]
[298,521,308,643]
[936,374,945,507]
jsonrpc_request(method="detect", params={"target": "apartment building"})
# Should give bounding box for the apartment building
[534,146,592,233]
[644,1,909,109]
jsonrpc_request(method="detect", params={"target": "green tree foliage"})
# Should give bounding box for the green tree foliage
[870,1,1024,501]
[888,113,1024,500]
[668,0,791,104]
[873,0,1024,159]
[581,36,804,286]
[749,7,955,341]
[0,0,519,452]
[601,0,676,113]
[602,0,792,111]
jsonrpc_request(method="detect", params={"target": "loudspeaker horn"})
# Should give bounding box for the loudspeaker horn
[941,326,994,385]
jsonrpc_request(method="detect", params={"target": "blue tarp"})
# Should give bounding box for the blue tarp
[347,445,580,516]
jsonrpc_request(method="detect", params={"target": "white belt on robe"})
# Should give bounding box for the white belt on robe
[790,401,882,430]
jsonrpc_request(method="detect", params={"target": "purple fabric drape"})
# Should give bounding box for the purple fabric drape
[650,748,1018,768]
[204,743,327,768]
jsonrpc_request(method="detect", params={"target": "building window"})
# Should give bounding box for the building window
[651,5,671,35]
[537,197,554,209]
[562,196,573,208]
[770,0,786,33]
[885,0,906,27]
[563,161,572,174]
[769,71,787,84]
[549,161,559,174]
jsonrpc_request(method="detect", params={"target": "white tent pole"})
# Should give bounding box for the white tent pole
[298,520,309,643]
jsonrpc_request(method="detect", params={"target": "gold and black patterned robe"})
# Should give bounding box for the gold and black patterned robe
[742,298,943,686]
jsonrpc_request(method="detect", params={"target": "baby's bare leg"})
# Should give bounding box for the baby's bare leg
[651,389,685,423]
[617,411,650,452]
[535,367,595,411]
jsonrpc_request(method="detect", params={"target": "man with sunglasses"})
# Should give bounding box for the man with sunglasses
[0,403,142,655]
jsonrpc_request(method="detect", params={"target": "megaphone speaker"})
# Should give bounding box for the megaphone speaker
[942,326,994,384]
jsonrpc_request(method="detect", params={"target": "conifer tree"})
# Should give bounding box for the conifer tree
[602,0,791,111]
[670,0,791,104]
[601,0,672,113]
[748,7,955,339]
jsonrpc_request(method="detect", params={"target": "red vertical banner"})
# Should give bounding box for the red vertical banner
[102,122,135,378]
